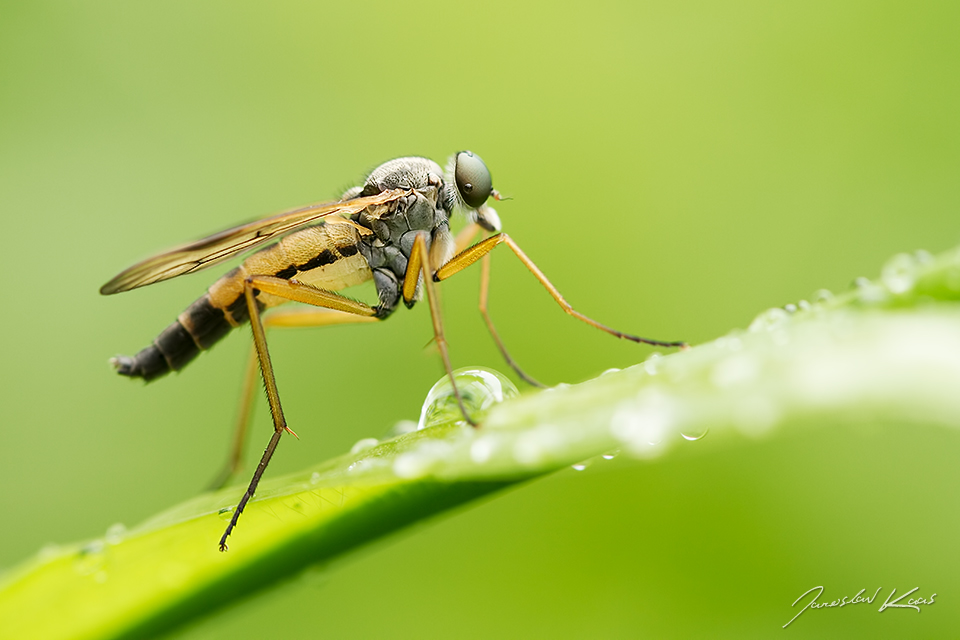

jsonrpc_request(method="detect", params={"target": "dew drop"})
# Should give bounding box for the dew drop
[571,463,588,471]
[854,278,888,304]
[600,368,622,377]
[783,303,797,314]
[602,449,620,460]
[643,352,662,375]
[310,472,321,485]
[105,523,127,545]
[813,289,833,303]
[748,307,789,332]
[418,367,518,430]
[218,507,233,521]
[74,540,107,577]
[797,299,811,311]
[880,252,917,295]
[382,420,417,438]
[681,428,709,441]
[350,438,379,454]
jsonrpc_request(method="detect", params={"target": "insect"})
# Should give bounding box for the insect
[101,151,685,550]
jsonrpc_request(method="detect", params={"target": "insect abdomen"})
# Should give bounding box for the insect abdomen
[113,221,371,381]
[112,294,233,381]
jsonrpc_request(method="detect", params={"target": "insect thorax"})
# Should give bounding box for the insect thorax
[347,157,456,317]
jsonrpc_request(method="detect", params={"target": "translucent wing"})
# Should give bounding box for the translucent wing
[100,189,408,295]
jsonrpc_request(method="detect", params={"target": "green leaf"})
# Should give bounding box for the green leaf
[2,247,959,640]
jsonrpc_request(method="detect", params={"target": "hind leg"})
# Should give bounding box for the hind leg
[207,308,378,490]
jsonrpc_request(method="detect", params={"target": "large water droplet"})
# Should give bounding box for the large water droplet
[681,427,709,441]
[418,367,518,430]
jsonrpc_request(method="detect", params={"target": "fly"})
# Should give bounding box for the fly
[101,151,685,550]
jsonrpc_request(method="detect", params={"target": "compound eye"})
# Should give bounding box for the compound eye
[454,150,492,209]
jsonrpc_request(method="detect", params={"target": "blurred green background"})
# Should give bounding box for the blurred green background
[2,1,959,637]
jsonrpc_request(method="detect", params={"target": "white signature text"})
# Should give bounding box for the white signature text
[783,585,936,628]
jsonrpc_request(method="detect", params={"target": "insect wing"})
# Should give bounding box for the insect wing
[100,189,408,294]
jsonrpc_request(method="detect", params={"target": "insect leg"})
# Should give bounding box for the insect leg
[435,233,687,348]
[208,308,379,490]
[451,222,544,386]
[453,221,483,253]
[478,253,545,387]
[219,278,378,551]
[403,232,477,426]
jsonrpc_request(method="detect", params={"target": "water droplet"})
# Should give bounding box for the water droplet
[350,437,379,454]
[571,462,588,471]
[748,307,789,332]
[600,368,621,376]
[218,507,233,521]
[854,278,888,304]
[881,253,917,295]
[681,428,709,441]
[783,303,797,314]
[418,367,518,430]
[393,441,453,478]
[382,420,417,438]
[74,540,107,577]
[643,352,662,375]
[797,299,811,311]
[105,523,126,545]
[813,289,833,303]
[914,249,933,265]
[602,449,620,460]
[310,472,321,485]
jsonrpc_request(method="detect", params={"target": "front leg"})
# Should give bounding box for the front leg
[435,233,687,347]
[402,232,477,426]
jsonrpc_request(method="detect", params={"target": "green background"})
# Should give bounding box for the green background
[1,1,958,637]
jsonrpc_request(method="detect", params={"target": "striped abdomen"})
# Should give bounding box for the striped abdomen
[113,220,372,381]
